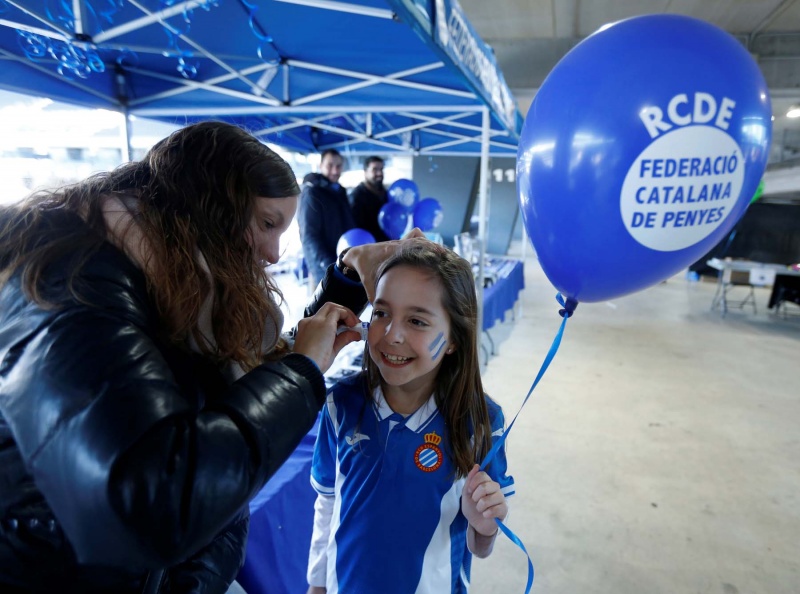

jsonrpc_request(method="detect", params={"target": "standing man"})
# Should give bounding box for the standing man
[349,156,390,242]
[298,149,355,288]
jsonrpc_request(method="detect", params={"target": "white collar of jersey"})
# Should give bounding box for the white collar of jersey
[373,387,440,433]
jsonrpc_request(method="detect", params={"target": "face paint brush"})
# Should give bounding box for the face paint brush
[336,322,370,341]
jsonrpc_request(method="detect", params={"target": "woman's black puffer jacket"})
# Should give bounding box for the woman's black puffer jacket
[0,211,366,593]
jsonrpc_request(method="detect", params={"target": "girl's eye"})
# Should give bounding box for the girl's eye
[372,310,387,319]
[263,220,275,229]
[410,318,428,327]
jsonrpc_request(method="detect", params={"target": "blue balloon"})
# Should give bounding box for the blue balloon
[378,202,410,240]
[412,198,444,231]
[517,15,772,306]
[337,228,376,255]
[387,179,420,210]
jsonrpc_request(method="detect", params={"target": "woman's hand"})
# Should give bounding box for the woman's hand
[342,228,427,302]
[293,302,361,374]
[461,464,508,557]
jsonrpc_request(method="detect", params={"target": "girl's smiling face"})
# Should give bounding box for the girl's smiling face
[368,264,454,412]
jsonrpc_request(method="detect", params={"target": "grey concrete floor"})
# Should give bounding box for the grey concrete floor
[470,253,800,594]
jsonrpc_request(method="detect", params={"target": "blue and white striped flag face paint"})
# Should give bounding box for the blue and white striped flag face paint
[429,331,446,361]
[367,264,453,400]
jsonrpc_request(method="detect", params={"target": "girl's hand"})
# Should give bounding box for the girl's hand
[293,302,361,374]
[343,228,427,302]
[461,464,508,537]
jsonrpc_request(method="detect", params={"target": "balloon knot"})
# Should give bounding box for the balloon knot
[556,294,579,318]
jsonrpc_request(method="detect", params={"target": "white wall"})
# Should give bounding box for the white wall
[763,165,800,195]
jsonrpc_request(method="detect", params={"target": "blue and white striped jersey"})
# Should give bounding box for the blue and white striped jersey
[308,374,515,593]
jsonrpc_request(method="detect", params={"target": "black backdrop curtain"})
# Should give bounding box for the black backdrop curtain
[691,202,800,275]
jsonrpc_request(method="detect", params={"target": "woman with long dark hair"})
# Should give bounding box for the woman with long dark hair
[0,121,406,593]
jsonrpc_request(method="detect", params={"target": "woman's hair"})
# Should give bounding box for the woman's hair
[0,121,300,369]
[364,242,492,478]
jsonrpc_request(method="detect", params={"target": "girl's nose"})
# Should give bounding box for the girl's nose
[384,321,403,344]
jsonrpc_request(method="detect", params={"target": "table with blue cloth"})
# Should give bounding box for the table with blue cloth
[237,360,361,594]
[481,258,526,359]
[237,258,524,594]
[237,419,320,594]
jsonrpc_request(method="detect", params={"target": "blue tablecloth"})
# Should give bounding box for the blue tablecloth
[482,258,525,332]
[238,258,524,594]
[237,419,319,594]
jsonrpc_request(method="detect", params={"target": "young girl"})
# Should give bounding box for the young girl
[307,242,514,593]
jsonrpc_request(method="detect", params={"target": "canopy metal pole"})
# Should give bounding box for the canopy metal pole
[114,65,133,163]
[119,109,133,162]
[72,0,85,35]
[476,106,490,350]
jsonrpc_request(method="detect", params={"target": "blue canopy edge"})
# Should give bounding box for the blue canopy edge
[0,0,522,155]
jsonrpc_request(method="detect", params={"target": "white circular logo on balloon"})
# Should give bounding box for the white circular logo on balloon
[620,125,744,252]
[389,187,417,209]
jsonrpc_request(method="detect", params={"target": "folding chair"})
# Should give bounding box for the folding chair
[717,269,757,315]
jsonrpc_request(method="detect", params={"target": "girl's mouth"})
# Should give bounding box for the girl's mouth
[382,352,412,366]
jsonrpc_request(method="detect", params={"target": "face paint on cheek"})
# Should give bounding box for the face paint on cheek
[431,340,447,361]
[428,332,444,352]
[428,331,446,361]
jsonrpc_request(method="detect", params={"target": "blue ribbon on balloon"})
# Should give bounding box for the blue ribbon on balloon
[479,294,575,594]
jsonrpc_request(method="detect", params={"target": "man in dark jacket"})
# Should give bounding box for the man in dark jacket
[297,149,355,288]
[349,156,390,243]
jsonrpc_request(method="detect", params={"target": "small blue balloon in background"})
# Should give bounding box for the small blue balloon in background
[517,14,772,308]
[378,202,410,240]
[336,228,376,256]
[412,198,443,232]
[388,178,420,210]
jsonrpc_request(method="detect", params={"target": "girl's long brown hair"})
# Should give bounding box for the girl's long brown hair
[0,121,299,370]
[365,242,492,478]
